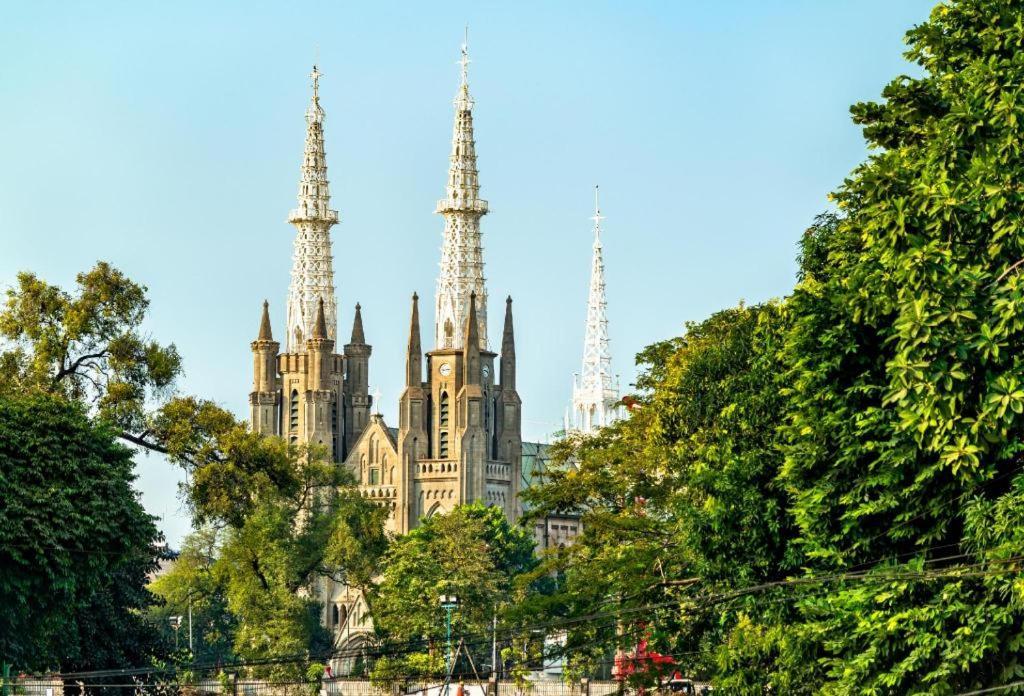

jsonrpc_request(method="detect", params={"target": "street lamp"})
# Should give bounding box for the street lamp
[439,595,459,696]
[169,615,183,651]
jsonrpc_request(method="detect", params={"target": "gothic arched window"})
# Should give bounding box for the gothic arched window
[289,390,299,432]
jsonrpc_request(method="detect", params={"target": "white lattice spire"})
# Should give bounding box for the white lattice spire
[570,186,620,433]
[435,30,489,351]
[285,65,340,353]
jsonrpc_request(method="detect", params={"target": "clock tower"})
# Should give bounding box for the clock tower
[391,36,521,530]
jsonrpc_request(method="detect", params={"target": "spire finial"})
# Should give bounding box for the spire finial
[590,185,605,241]
[310,64,321,103]
[460,26,470,88]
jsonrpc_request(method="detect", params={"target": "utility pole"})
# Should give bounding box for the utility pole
[188,596,194,654]
[439,595,459,696]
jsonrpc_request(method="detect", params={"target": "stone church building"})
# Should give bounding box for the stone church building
[247,45,579,660]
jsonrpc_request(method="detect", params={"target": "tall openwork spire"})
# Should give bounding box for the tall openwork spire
[285,64,340,353]
[570,186,620,433]
[435,31,489,351]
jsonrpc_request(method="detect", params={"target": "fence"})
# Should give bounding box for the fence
[8,678,672,696]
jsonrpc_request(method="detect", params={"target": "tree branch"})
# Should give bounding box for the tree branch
[118,430,169,455]
[54,349,109,383]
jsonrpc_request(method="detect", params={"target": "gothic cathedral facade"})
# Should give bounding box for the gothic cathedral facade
[248,45,522,539]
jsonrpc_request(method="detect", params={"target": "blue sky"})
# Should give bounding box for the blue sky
[0,0,935,547]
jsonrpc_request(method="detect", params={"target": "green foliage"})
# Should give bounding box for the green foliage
[775,0,1024,689]
[0,262,181,442]
[529,1,1024,690]
[371,503,537,674]
[154,400,389,671]
[523,303,795,684]
[149,528,237,664]
[0,392,164,671]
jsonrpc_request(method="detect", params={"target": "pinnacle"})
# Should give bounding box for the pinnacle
[312,298,328,340]
[257,300,273,341]
[464,292,480,351]
[350,302,366,344]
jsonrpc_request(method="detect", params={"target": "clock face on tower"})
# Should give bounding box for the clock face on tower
[439,363,452,377]
[482,365,490,379]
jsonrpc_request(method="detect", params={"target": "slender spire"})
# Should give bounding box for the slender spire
[464,292,481,385]
[286,64,340,352]
[501,296,515,357]
[350,303,366,344]
[570,186,620,433]
[435,35,488,351]
[406,293,422,386]
[501,296,515,390]
[257,300,274,341]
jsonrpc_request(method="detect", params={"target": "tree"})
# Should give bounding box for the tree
[149,528,237,664]
[522,303,800,688]
[153,398,389,673]
[370,503,537,679]
[775,0,1024,689]
[0,262,182,450]
[0,392,165,672]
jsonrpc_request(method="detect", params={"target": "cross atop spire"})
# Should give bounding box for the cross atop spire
[310,64,322,106]
[459,27,471,87]
[590,185,605,240]
[456,26,473,111]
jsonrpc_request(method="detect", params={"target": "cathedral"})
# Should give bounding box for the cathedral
[249,44,523,534]
[248,42,606,655]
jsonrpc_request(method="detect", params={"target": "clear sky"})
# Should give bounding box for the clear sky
[0,0,935,547]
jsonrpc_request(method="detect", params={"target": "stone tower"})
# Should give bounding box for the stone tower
[249,66,372,463]
[568,186,621,433]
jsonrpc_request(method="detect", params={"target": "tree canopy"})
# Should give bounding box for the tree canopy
[0,392,165,672]
[0,262,181,449]
[527,0,1024,690]
[371,503,538,680]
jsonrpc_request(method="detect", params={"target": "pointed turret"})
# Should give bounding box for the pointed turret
[343,302,372,456]
[350,303,366,345]
[435,34,489,351]
[406,293,423,386]
[250,301,280,435]
[286,65,340,352]
[500,296,516,390]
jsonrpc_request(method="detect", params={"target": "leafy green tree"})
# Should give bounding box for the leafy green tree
[522,303,799,687]
[149,528,236,664]
[0,262,181,449]
[0,392,165,672]
[153,398,389,672]
[775,0,1024,689]
[370,503,537,679]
